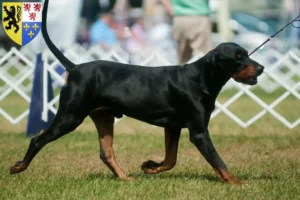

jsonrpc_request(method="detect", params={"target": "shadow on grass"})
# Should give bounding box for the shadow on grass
[86,171,280,183]
[136,171,280,182]
[238,173,280,181]
[86,173,118,180]
[153,172,221,182]
[86,171,220,182]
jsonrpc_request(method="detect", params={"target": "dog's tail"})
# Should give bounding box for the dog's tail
[42,0,75,71]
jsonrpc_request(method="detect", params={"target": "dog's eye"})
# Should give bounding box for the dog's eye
[236,54,242,59]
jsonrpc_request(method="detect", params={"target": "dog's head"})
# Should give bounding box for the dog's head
[207,43,264,85]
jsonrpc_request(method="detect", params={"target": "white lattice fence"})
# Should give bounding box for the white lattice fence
[0,47,34,124]
[1,45,300,128]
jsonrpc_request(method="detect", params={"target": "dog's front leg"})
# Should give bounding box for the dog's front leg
[187,116,243,184]
[141,127,181,174]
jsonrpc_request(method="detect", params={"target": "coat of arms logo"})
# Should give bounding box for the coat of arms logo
[2,2,42,46]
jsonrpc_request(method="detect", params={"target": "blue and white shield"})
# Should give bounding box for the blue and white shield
[2,2,42,46]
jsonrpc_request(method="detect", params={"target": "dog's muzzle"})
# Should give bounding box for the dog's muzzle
[234,64,264,85]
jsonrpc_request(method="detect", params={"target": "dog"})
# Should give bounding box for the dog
[10,0,264,184]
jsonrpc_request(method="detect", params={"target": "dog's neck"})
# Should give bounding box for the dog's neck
[182,55,231,96]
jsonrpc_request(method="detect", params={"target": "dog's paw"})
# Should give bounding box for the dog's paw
[141,160,162,169]
[141,160,163,174]
[10,161,27,174]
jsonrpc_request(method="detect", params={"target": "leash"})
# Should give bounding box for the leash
[249,14,300,56]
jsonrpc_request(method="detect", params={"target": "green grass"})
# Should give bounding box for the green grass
[1,131,300,200]
[0,88,300,199]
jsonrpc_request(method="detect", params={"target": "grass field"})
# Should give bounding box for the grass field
[0,89,300,200]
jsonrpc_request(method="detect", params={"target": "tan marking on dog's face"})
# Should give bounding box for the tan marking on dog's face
[65,71,69,84]
[232,65,256,80]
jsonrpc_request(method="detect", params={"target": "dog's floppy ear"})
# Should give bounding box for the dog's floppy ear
[207,50,221,66]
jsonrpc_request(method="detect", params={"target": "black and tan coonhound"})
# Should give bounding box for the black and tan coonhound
[10,0,264,184]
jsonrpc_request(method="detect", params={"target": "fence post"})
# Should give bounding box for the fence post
[25,53,55,137]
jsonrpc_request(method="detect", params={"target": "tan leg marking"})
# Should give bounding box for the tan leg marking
[141,127,181,174]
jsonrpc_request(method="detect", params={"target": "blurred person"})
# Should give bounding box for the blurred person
[126,14,148,53]
[89,12,118,47]
[79,0,101,44]
[81,0,101,24]
[160,0,212,65]
[145,0,174,51]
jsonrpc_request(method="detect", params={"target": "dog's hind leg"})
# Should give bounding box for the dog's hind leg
[90,110,131,181]
[141,127,181,174]
[10,83,92,174]
[10,110,85,174]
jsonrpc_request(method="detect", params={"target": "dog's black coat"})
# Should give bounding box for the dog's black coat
[10,0,264,183]
[69,59,216,127]
[67,46,261,129]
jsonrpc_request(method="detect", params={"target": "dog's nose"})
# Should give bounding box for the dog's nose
[256,65,264,75]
